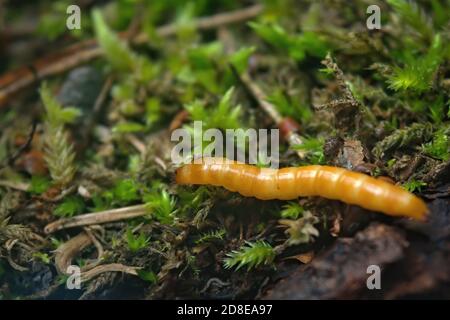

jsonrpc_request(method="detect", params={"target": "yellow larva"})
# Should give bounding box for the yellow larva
[176,157,429,221]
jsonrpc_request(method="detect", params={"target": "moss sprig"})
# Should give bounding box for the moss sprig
[40,83,79,187]
[223,240,275,271]
[387,0,433,41]
[372,123,433,159]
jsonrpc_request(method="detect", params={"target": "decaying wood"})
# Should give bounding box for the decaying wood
[263,223,408,299]
[382,240,450,299]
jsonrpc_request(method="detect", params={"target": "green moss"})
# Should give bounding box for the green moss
[195,229,226,245]
[126,228,150,253]
[144,188,177,224]
[403,180,427,193]
[185,87,242,130]
[249,22,328,61]
[40,83,79,186]
[280,202,304,220]
[29,176,51,194]
[54,196,85,218]
[422,130,450,161]
[387,35,444,93]
[92,9,136,72]
[224,241,275,271]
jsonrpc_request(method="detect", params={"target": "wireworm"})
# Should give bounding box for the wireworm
[176,157,428,220]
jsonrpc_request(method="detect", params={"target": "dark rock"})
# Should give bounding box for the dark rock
[57,66,103,113]
[399,198,450,242]
[262,223,407,299]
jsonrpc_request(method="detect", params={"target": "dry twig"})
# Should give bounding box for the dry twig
[45,204,148,234]
[234,69,306,158]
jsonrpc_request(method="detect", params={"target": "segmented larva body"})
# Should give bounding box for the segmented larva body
[176,157,428,221]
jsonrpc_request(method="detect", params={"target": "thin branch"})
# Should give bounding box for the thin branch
[54,232,140,283]
[134,3,263,42]
[82,226,105,270]
[238,70,283,124]
[80,263,141,283]
[44,204,148,234]
[0,180,29,191]
[54,232,92,274]
[126,134,146,154]
[5,239,29,271]
[37,185,77,203]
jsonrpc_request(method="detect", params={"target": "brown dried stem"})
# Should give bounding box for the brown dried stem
[44,204,148,234]
[236,70,306,158]
[54,232,140,282]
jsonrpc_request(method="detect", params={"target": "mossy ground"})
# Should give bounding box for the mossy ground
[0,0,449,299]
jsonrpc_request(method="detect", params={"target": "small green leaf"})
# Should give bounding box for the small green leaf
[195,229,226,245]
[113,179,140,204]
[403,180,427,193]
[387,0,433,40]
[126,228,149,253]
[59,108,83,124]
[188,42,223,70]
[29,176,51,194]
[387,34,444,93]
[229,46,255,74]
[40,83,81,126]
[145,98,161,127]
[422,130,449,161]
[293,137,325,164]
[224,241,275,271]
[249,22,328,61]
[54,196,85,218]
[33,252,51,264]
[185,87,242,130]
[280,202,304,219]
[144,189,176,224]
[249,22,291,51]
[137,270,158,284]
[92,9,135,72]
[267,89,312,122]
[113,122,146,133]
